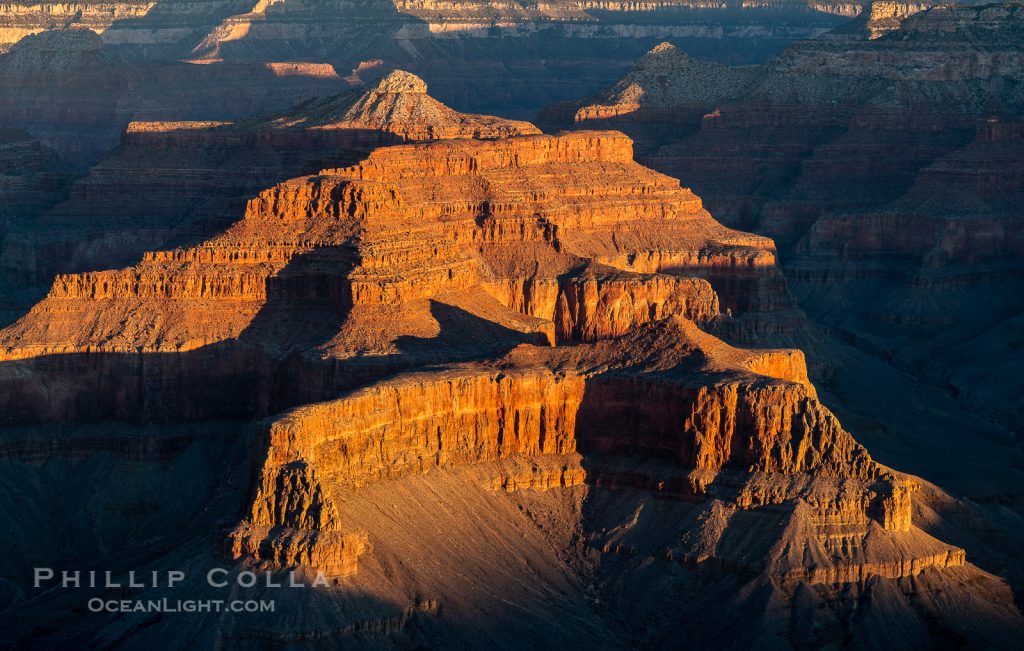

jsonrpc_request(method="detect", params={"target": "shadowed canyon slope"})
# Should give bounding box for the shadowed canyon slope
[0,0,869,169]
[0,27,352,164]
[0,119,1021,648]
[546,1,1024,484]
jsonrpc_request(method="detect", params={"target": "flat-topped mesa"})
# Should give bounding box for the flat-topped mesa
[231,319,934,578]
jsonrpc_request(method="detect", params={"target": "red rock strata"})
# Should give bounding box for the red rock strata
[0,131,760,367]
[2,69,539,288]
[230,318,952,584]
[0,122,1019,648]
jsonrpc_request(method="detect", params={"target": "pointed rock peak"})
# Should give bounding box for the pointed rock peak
[252,67,538,139]
[649,41,678,55]
[642,41,689,63]
[634,41,692,73]
[367,70,428,95]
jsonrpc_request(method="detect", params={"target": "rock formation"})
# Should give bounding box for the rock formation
[0,69,538,296]
[0,130,761,379]
[548,2,1024,430]
[0,27,347,165]
[0,124,1020,648]
[0,0,858,167]
[231,318,945,580]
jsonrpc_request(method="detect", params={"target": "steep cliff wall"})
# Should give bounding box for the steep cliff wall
[230,317,940,589]
[0,130,767,365]
[554,269,719,341]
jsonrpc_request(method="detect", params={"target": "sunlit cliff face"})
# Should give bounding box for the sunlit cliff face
[0,5,1022,648]
[2,104,1011,646]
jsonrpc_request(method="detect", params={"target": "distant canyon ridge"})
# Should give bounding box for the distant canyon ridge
[0,0,883,165]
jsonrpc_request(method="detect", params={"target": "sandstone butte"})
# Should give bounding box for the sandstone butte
[1,121,1019,649]
[0,69,540,287]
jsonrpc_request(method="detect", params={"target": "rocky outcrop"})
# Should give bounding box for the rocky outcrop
[551,3,1024,425]
[229,458,368,576]
[554,267,719,341]
[255,368,586,489]
[0,130,760,354]
[1,89,1020,647]
[2,69,538,289]
[228,317,953,593]
[262,69,540,140]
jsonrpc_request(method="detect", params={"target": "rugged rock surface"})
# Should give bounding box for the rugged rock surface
[549,2,1024,427]
[0,69,538,292]
[0,130,768,407]
[230,319,940,580]
[0,123,1020,648]
[0,0,858,155]
[0,27,347,165]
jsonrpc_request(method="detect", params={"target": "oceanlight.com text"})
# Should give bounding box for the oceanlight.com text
[87,598,275,614]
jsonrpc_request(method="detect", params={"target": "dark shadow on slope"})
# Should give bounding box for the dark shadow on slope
[0,420,450,649]
[393,300,550,361]
[0,248,552,426]
[0,125,415,329]
[0,29,347,166]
